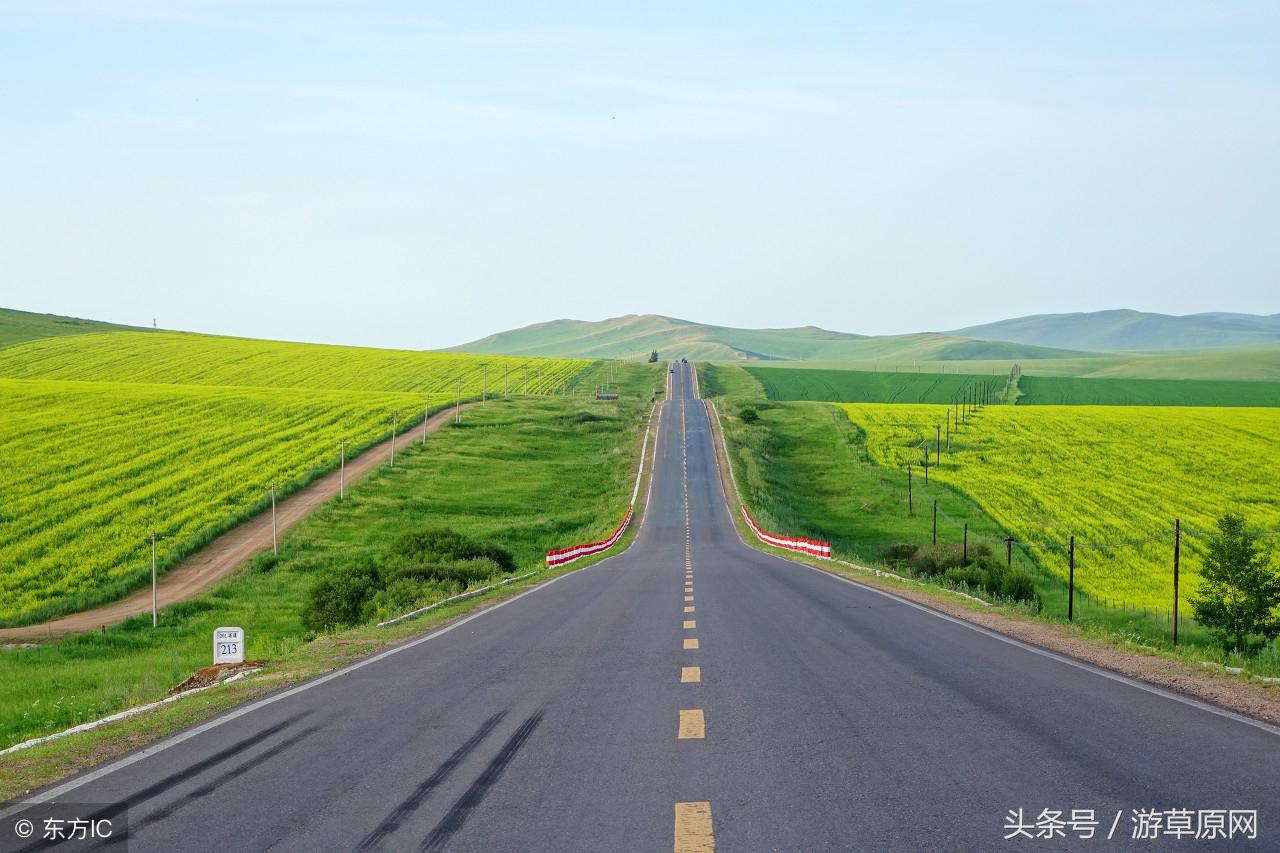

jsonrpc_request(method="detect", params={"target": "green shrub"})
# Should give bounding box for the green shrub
[390,557,502,587]
[910,544,964,576]
[302,562,380,632]
[388,529,515,572]
[983,562,1039,606]
[944,566,985,588]
[738,407,760,424]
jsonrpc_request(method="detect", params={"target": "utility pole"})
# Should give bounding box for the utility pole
[936,424,941,466]
[946,410,951,451]
[1173,519,1181,646]
[339,439,346,500]
[1005,536,1013,567]
[932,500,937,545]
[1068,535,1076,621]
[390,411,398,467]
[907,464,913,515]
[271,482,278,555]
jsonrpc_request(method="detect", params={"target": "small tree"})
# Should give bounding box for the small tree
[1191,512,1280,654]
[648,350,659,363]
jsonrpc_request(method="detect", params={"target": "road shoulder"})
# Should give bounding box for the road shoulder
[702,399,1280,730]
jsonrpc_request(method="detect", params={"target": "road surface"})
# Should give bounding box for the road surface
[7,363,1278,851]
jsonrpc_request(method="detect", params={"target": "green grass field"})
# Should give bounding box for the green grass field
[746,366,1001,404]
[839,403,1280,610]
[0,330,591,624]
[0,378,425,625]
[698,362,764,398]
[1017,374,1280,405]
[0,361,659,750]
[733,342,1280,381]
[0,307,140,348]
[739,364,1280,407]
[0,331,589,395]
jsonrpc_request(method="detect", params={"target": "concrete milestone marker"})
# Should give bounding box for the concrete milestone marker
[213,626,245,664]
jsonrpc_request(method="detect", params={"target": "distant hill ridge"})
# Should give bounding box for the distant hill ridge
[950,309,1280,352]
[449,313,1093,362]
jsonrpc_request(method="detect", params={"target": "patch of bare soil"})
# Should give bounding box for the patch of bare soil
[170,660,267,695]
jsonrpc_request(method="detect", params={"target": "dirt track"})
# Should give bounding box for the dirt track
[0,404,474,642]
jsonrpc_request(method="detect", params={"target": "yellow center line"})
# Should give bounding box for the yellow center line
[684,638,700,650]
[683,620,696,629]
[678,709,705,739]
[681,665,701,683]
[684,595,694,602]
[684,605,695,613]
[674,802,715,852]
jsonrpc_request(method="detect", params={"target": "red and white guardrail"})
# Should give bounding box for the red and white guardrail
[741,506,831,559]
[546,506,634,567]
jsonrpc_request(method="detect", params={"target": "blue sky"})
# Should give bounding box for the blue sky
[2,2,1277,348]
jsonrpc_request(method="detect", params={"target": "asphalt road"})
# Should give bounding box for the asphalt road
[9,362,1279,852]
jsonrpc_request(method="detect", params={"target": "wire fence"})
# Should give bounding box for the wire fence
[848,398,1280,644]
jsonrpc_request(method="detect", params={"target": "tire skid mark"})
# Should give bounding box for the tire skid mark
[418,709,545,853]
[355,711,507,851]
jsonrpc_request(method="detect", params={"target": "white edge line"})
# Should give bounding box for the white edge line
[3,398,667,814]
[702,398,1280,739]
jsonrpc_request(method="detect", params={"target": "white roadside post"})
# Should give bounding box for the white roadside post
[213,627,245,665]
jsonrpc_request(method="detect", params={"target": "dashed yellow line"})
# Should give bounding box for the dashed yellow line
[684,595,694,602]
[674,802,715,852]
[683,620,696,629]
[684,638,700,650]
[681,666,701,683]
[678,709,705,739]
[684,605,695,613]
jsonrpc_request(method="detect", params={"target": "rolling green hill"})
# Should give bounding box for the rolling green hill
[0,307,140,348]
[951,309,1280,352]
[451,314,1096,363]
